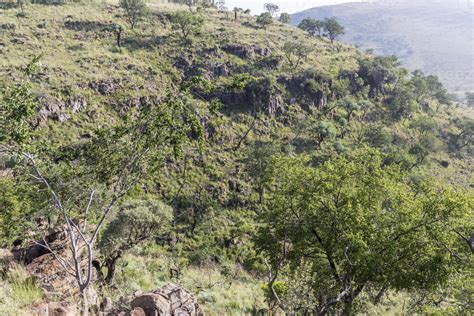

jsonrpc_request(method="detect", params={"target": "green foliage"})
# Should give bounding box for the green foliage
[323,17,345,42]
[99,198,172,259]
[170,11,204,42]
[298,17,323,37]
[243,141,282,203]
[278,13,291,24]
[363,125,392,148]
[256,12,273,29]
[449,117,474,153]
[409,116,438,135]
[358,55,400,97]
[0,84,36,146]
[282,40,312,70]
[119,0,147,29]
[261,281,287,303]
[0,178,35,246]
[386,86,418,121]
[263,3,279,16]
[227,73,258,91]
[311,120,338,148]
[409,133,442,165]
[0,3,472,313]
[257,148,473,314]
[82,93,203,189]
[0,266,43,313]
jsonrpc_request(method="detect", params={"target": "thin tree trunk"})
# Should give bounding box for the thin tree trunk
[105,256,119,285]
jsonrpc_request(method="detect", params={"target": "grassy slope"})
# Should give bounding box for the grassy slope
[1,1,473,314]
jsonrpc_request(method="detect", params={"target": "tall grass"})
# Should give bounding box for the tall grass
[0,265,43,315]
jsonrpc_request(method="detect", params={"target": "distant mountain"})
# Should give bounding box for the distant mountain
[292,0,474,96]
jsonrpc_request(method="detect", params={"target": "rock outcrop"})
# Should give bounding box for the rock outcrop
[222,44,270,59]
[13,226,93,297]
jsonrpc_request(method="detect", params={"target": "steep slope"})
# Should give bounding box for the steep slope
[291,0,474,96]
[0,1,473,314]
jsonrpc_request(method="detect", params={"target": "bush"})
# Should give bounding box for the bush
[170,11,204,42]
[119,0,147,29]
[256,12,273,29]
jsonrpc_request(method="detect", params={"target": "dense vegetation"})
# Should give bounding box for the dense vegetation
[0,0,473,314]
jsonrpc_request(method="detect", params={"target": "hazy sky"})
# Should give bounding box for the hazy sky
[224,0,474,14]
[224,0,369,14]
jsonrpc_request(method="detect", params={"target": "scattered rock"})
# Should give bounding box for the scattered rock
[37,21,48,29]
[30,301,77,316]
[207,61,229,77]
[11,37,26,45]
[0,23,16,31]
[88,79,121,95]
[222,44,270,59]
[48,302,77,316]
[66,95,87,113]
[131,284,203,316]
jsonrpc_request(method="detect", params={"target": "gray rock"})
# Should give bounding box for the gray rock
[222,44,271,59]
[131,284,203,316]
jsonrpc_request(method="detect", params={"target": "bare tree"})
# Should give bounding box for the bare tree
[19,151,140,315]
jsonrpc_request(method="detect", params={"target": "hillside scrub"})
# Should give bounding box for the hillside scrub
[0,1,473,315]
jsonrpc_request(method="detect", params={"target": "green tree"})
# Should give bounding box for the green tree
[2,91,202,312]
[98,198,172,284]
[282,40,312,70]
[409,133,442,165]
[311,121,338,148]
[451,117,474,152]
[323,17,344,43]
[0,84,36,145]
[357,55,400,98]
[257,148,473,315]
[119,0,147,29]
[279,13,291,24]
[0,178,37,246]
[385,86,417,121]
[256,12,273,29]
[170,10,204,42]
[363,124,392,148]
[263,3,279,17]
[297,18,323,37]
[340,97,360,122]
[243,141,282,204]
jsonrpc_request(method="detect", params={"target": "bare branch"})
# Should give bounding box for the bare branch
[32,239,76,278]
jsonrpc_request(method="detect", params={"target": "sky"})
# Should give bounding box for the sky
[224,0,474,14]
[224,0,370,14]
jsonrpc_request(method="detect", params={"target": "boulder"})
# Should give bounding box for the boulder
[131,293,170,315]
[129,307,146,316]
[30,301,77,316]
[131,284,203,316]
[88,79,121,95]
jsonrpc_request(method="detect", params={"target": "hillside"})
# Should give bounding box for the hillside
[0,1,473,315]
[291,0,474,97]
